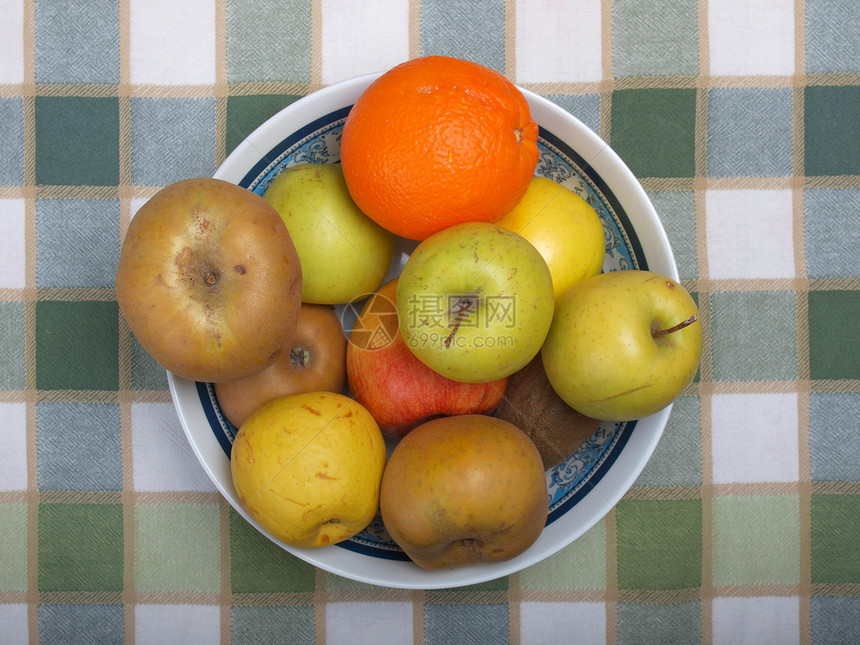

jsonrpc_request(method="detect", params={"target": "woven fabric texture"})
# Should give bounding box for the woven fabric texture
[0,0,858,643]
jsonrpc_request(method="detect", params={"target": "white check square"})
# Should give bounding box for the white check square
[0,403,26,491]
[0,0,24,83]
[520,602,606,645]
[713,596,799,645]
[0,199,26,289]
[0,605,27,643]
[711,393,799,484]
[135,604,220,645]
[321,0,410,85]
[709,0,795,76]
[706,189,795,280]
[129,0,216,85]
[326,602,413,644]
[516,0,603,83]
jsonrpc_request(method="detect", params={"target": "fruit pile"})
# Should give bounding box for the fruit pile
[115,56,702,570]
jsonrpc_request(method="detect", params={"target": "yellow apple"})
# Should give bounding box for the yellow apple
[496,176,605,301]
[541,270,702,421]
[231,391,387,548]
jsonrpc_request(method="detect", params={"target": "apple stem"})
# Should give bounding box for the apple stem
[204,271,217,286]
[652,314,698,337]
[444,297,475,349]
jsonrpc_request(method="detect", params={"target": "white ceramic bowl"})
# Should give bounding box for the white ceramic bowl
[168,72,678,589]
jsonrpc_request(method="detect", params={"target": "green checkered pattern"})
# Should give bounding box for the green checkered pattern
[0,0,858,643]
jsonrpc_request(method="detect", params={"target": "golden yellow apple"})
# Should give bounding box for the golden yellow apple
[542,270,702,421]
[496,176,605,300]
[231,391,387,548]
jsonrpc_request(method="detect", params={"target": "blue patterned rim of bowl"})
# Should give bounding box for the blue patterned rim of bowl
[195,106,648,561]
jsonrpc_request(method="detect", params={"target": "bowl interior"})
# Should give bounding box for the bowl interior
[168,73,677,589]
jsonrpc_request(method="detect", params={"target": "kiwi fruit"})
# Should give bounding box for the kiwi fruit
[493,354,600,469]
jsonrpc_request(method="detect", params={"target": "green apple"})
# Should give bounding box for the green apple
[541,270,702,421]
[263,163,396,304]
[396,221,555,383]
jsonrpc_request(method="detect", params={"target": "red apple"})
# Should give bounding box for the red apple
[346,278,507,438]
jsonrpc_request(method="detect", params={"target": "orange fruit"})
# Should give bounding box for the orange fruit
[340,56,539,241]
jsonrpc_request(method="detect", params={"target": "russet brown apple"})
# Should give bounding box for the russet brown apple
[380,414,549,570]
[346,278,507,438]
[116,178,302,383]
[215,303,348,428]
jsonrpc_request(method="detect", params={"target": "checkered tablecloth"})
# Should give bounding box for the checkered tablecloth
[1,0,858,643]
